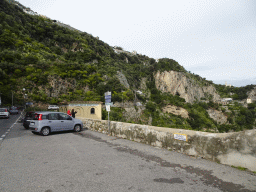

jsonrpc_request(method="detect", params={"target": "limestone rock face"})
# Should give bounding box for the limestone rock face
[116,71,130,89]
[207,109,227,124]
[139,77,147,91]
[45,75,77,98]
[247,87,256,101]
[123,106,143,121]
[154,71,221,103]
[162,105,189,118]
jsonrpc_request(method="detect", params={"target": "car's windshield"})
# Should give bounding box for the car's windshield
[0,109,7,112]
[11,107,17,110]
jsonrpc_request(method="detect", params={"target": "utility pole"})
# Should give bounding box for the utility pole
[12,91,13,106]
[23,88,26,109]
[105,91,111,135]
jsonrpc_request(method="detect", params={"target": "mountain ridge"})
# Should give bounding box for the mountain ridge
[1,0,256,133]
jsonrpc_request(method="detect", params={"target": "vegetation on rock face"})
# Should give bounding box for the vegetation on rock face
[214,84,255,100]
[1,0,256,133]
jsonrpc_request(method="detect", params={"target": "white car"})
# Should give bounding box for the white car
[0,108,10,119]
[48,105,59,110]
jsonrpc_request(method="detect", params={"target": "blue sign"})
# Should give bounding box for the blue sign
[105,93,111,103]
[105,95,111,100]
[105,91,111,104]
[105,99,111,103]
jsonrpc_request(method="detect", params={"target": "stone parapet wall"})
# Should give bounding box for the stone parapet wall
[79,118,256,172]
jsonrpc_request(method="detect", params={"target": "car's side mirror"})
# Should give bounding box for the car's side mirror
[68,116,72,120]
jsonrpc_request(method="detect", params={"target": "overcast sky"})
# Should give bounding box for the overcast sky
[16,0,256,87]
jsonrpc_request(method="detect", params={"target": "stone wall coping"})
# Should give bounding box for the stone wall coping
[78,118,247,138]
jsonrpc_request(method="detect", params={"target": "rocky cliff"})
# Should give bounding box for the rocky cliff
[154,71,221,103]
[207,109,227,124]
[247,87,256,101]
[162,105,189,118]
[116,71,130,89]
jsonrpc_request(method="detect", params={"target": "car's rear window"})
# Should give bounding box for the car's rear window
[0,109,7,112]
[33,114,39,120]
[33,114,48,120]
[11,107,17,110]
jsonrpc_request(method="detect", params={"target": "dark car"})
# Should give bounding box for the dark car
[23,111,35,129]
[10,106,19,115]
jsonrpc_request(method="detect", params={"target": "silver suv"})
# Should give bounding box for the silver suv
[29,112,83,136]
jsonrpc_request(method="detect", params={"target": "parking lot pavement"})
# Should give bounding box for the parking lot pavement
[0,122,256,192]
[0,113,22,144]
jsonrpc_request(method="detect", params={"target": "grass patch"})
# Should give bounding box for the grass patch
[231,165,247,171]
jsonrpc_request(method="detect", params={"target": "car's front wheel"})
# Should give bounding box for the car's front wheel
[74,125,81,132]
[40,127,50,136]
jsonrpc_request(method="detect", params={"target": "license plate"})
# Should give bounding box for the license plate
[31,122,34,125]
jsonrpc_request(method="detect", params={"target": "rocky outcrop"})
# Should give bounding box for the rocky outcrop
[247,87,256,101]
[123,107,143,121]
[46,75,77,97]
[207,109,227,124]
[162,105,189,118]
[116,71,130,89]
[155,71,221,103]
[139,77,147,91]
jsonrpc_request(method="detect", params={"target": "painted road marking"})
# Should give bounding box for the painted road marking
[0,114,22,144]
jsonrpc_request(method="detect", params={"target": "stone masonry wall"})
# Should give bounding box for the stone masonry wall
[79,118,256,172]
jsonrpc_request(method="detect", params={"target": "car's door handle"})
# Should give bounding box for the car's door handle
[61,121,64,122]
[48,121,52,123]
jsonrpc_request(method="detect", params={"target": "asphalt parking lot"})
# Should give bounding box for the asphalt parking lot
[0,120,256,192]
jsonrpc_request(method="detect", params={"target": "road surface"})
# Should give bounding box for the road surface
[0,113,20,141]
[0,118,255,192]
